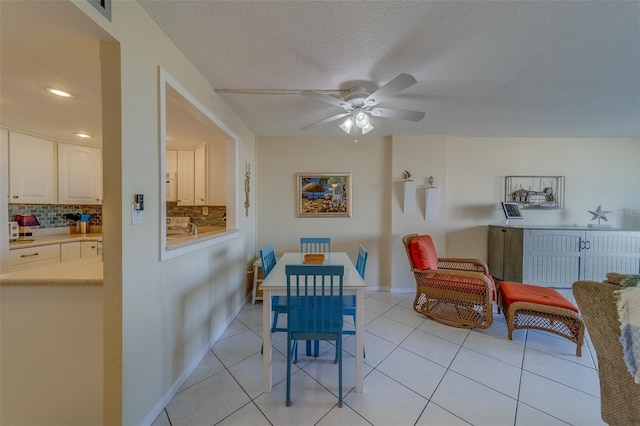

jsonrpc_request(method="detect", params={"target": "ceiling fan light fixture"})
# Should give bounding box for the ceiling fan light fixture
[354,110,370,128]
[361,122,374,134]
[339,117,354,134]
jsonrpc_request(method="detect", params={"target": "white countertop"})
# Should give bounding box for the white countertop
[9,232,103,250]
[0,255,103,286]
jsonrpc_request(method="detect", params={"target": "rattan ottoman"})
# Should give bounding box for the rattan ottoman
[497,281,584,356]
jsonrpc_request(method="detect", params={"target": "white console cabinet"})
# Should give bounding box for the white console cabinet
[488,225,640,288]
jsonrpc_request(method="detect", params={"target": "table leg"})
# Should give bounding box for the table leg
[262,290,272,392]
[355,288,364,392]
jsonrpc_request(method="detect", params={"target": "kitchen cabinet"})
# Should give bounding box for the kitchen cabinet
[81,241,100,258]
[488,225,640,288]
[166,150,178,202]
[168,147,207,206]
[8,132,55,204]
[8,244,60,272]
[194,145,206,205]
[60,242,81,262]
[58,143,102,205]
[177,150,195,205]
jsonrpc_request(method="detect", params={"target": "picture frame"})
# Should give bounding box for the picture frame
[297,173,351,217]
[505,175,565,209]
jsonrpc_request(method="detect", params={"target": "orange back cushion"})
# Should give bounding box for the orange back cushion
[409,235,438,270]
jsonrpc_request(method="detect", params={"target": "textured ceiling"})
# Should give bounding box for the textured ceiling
[1,1,639,147]
[139,0,640,138]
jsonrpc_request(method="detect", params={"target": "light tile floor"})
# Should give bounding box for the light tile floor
[152,290,605,426]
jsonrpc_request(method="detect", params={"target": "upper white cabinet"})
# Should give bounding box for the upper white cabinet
[177,150,194,205]
[194,145,206,206]
[58,143,102,205]
[9,132,55,204]
[168,146,207,206]
[166,149,178,202]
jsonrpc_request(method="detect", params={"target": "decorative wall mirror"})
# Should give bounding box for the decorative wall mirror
[159,67,238,260]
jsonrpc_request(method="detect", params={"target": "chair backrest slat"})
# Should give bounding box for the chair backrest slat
[355,245,368,279]
[300,237,331,254]
[286,264,344,337]
[260,244,277,278]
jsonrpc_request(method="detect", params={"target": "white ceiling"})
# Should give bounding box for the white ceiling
[0,1,228,148]
[138,0,640,138]
[1,1,639,147]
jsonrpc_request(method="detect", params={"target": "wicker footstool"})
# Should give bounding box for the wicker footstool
[497,281,584,356]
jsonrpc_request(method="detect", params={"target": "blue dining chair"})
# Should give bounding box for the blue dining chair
[300,237,332,357]
[259,245,287,354]
[335,244,367,362]
[300,237,331,253]
[285,264,345,407]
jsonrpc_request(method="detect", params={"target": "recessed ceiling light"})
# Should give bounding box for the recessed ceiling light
[45,88,74,98]
[75,133,91,138]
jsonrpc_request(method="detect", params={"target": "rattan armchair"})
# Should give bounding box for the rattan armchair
[402,234,494,329]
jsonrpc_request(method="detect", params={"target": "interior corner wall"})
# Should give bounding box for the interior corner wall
[390,135,448,291]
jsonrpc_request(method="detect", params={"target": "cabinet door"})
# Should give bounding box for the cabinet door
[177,150,194,205]
[80,241,100,258]
[60,242,81,262]
[584,231,640,281]
[524,229,583,287]
[487,226,524,282]
[58,143,102,205]
[166,150,177,202]
[9,132,55,204]
[194,145,206,205]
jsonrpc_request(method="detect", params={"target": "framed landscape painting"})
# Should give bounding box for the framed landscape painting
[297,173,351,217]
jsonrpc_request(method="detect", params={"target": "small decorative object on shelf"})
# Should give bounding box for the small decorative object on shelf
[588,205,611,227]
[505,176,565,210]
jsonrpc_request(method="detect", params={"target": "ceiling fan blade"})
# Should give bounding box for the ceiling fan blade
[370,107,425,121]
[364,73,417,107]
[301,90,352,110]
[300,112,350,131]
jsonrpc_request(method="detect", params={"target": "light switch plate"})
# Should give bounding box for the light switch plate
[131,204,143,225]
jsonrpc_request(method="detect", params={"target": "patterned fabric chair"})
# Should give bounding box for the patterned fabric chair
[402,234,495,329]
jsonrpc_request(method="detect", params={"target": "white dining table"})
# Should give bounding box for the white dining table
[261,252,367,392]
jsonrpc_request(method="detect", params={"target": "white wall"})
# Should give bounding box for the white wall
[72,2,257,425]
[257,136,391,289]
[258,135,640,292]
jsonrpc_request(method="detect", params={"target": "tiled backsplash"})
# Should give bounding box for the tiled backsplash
[8,204,226,229]
[9,204,103,229]
[166,204,226,227]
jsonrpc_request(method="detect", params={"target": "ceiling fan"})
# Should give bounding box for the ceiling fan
[300,73,425,141]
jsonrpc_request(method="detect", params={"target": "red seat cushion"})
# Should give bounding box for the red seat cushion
[499,281,578,312]
[410,235,438,270]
